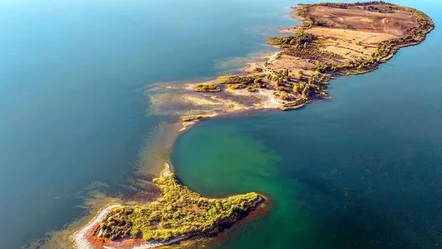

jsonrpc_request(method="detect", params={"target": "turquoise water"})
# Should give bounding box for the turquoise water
[173,1,442,249]
[0,0,294,248]
[0,0,440,248]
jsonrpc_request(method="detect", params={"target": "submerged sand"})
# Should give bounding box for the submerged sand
[70,2,434,249]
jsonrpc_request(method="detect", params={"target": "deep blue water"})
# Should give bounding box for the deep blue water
[173,1,442,249]
[0,0,440,248]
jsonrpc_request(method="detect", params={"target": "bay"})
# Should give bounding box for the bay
[0,0,292,247]
[172,0,442,249]
[0,0,440,248]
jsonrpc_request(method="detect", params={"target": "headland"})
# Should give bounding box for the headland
[71,164,265,249]
[72,2,434,249]
[161,1,434,123]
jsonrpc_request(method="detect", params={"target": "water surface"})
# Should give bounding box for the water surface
[0,0,440,248]
[172,1,442,249]
[0,0,294,247]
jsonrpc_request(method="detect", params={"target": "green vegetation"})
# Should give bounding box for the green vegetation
[267,31,316,46]
[297,70,303,78]
[194,83,221,93]
[295,4,310,18]
[96,174,262,243]
[237,2,432,112]
[291,2,434,77]
[317,2,349,9]
[217,74,268,90]
[284,43,342,61]
[246,86,257,92]
[191,2,433,113]
[315,2,390,10]
[364,4,394,13]
[217,75,261,84]
[266,69,290,85]
[181,115,209,122]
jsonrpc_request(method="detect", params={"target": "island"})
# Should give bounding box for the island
[72,2,434,249]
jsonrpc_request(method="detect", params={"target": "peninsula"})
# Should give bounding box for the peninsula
[72,2,434,249]
[161,1,434,122]
[72,165,264,249]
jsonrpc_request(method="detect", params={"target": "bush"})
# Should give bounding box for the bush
[267,31,316,46]
[97,174,263,243]
[194,83,221,93]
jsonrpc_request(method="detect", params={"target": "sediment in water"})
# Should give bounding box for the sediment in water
[35,2,434,248]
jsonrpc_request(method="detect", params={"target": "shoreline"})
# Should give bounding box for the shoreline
[168,1,434,129]
[174,1,434,114]
[71,171,267,249]
[71,2,434,249]
[72,205,122,249]
[71,203,188,249]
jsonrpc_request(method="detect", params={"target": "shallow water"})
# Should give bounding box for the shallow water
[172,1,442,249]
[0,0,440,248]
[0,0,294,248]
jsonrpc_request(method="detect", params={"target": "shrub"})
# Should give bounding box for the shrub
[97,174,263,243]
[194,83,221,93]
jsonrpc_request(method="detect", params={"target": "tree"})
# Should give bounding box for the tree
[315,61,322,71]
[297,70,303,78]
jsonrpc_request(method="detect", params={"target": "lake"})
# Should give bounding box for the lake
[0,0,440,248]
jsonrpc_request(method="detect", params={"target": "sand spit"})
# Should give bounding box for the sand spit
[72,205,122,249]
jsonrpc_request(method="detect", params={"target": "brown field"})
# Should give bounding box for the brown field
[307,6,419,36]
[267,3,428,74]
[148,2,433,121]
